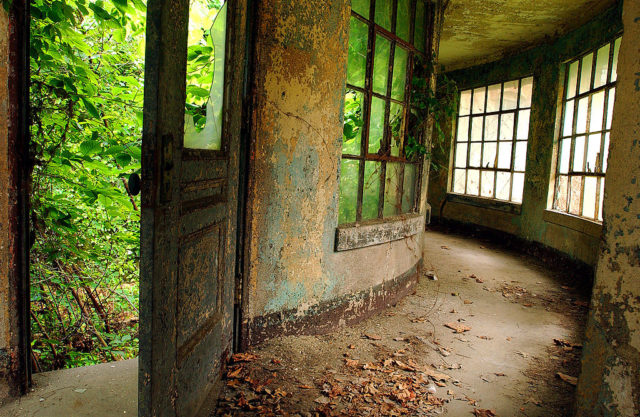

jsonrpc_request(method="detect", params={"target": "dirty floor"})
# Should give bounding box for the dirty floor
[215,229,590,416]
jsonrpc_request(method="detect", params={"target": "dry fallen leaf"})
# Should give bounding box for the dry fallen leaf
[445,322,472,333]
[475,278,484,283]
[226,366,243,379]
[231,352,259,363]
[441,245,450,250]
[345,358,359,367]
[364,333,381,341]
[464,300,473,304]
[556,372,578,386]
[348,344,356,349]
[473,408,497,417]
[423,367,451,381]
[298,384,314,389]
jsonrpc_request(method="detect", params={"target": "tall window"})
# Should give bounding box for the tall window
[552,36,621,221]
[338,0,432,224]
[451,77,533,203]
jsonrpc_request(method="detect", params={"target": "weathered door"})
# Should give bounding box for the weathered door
[139,0,247,415]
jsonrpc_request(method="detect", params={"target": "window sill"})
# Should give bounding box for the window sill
[543,210,602,238]
[335,213,424,252]
[446,193,522,215]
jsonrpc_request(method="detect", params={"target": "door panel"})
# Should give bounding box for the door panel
[140,0,247,415]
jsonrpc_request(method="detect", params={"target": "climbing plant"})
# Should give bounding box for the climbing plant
[29,0,145,370]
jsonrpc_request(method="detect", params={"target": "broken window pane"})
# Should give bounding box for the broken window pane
[373,35,391,95]
[396,0,411,42]
[579,53,593,94]
[453,169,466,194]
[512,172,524,203]
[362,161,381,220]
[566,61,579,99]
[611,37,621,82]
[519,77,533,108]
[467,169,480,196]
[402,164,416,212]
[586,134,601,173]
[482,142,497,168]
[368,97,386,153]
[414,0,426,52]
[481,170,494,198]
[603,132,610,171]
[342,90,364,155]
[555,175,569,212]
[391,46,409,100]
[339,159,360,223]
[569,176,582,215]
[472,87,486,114]
[486,84,501,112]
[389,102,404,157]
[346,17,369,88]
[184,1,227,150]
[457,116,469,141]
[384,163,402,217]
[459,90,472,116]
[375,0,393,31]
[594,44,610,89]
[351,0,370,17]
[495,172,511,201]
[502,81,518,110]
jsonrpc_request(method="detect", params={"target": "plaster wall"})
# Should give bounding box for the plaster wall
[428,5,623,267]
[242,0,430,344]
[575,0,640,413]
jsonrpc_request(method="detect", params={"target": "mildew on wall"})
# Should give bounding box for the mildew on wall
[575,1,640,414]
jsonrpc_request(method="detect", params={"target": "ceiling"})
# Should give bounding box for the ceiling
[439,0,618,71]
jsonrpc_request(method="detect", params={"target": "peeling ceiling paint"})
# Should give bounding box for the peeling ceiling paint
[439,0,618,71]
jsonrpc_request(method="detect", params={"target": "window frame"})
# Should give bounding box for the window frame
[551,35,622,222]
[339,0,434,225]
[450,76,534,204]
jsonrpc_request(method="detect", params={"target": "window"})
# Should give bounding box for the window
[338,0,432,225]
[552,36,621,222]
[451,77,533,203]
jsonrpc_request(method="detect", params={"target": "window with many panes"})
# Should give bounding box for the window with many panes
[338,0,432,224]
[552,36,621,222]
[451,77,533,203]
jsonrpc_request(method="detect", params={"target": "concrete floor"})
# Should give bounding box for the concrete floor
[0,229,589,416]
[0,359,137,416]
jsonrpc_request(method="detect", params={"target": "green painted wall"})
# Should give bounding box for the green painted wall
[428,4,623,267]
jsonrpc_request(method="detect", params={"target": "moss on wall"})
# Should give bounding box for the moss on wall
[428,4,623,267]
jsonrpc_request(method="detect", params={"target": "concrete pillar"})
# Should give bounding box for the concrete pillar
[575,0,640,415]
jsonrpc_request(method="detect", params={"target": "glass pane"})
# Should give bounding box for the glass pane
[362,161,381,219]
[346,17,369,88]
[389,102,404,157]
[453,169,466,194]
[368,97,386,153]
[502,80,518,110]
[457,116,469,141]
[402,164,416,212]
[598,179,605,221]
[482,142,497,168]
[459,90,472,116]
[484,115,498,141]
[586,134,601,173]
[499,113,514,140]
[517,109,530,140]
[375,0,393,31]
[579,53,593,94]
[566,60,579,100]
[559,138,571,174]
[338,159,360,223]
[184,1,227,150]
[372,35,391,95]
[520,77,533,108]
[396,0,411,42]
[606,88,615,130]
[590,91,605,132]
[342,90,364,155]
[576,97,588,134]
[351,0,370,17]
[469,143,481,167]
[486,84,501,112]
[594,44,610,89]
[512,172,525,203]
[611,37,621,83]
[384,163,401,217]
[555,175,569,212]
[455,143,468,168]
[563,100,575,137]
[481,170,495,198]
[514,141,527,171]
[391,46,409,100]
[467,169,480,196]
[496,172,511,201]
[603,132,610,172]
[472,87,486,114]
[497,142,512,169]
[574,136,585,171]
[583,176,598,219]
[414,0,426,52]
[471,116,483,142]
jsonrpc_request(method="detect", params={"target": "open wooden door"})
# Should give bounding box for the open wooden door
[139,0,247,415]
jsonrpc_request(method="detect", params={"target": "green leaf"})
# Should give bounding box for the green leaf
[115,153,132,166]
[79,140,102,156]
[89,3,112,20]
[81,97,101,118]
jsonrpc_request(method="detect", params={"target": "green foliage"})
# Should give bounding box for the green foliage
[29,0,145,370]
